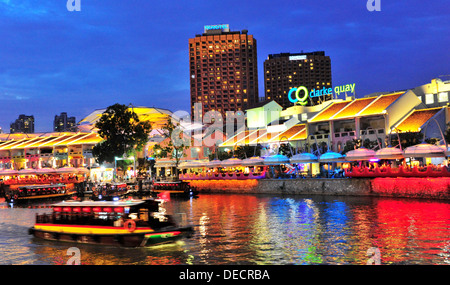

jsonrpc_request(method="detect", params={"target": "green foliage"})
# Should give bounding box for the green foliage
[210,144,262,160]
[390,131,424,149]
[152,119,190,169]
[92,103,152,163]
[278,143,294,157]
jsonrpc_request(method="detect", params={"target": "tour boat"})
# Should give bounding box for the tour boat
[91,182,129,201]
[4,184,74,204]
[151,181,199,198]
[28,199,194,247]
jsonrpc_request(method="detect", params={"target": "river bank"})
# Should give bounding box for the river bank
[188,177,450,200]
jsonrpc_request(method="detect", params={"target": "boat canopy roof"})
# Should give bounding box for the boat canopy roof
[18,184,66,189]
[52,200,145,208]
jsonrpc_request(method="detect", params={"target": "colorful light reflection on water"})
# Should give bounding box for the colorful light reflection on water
[0,194,449,265]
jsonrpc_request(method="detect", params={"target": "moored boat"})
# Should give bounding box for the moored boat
[4,184,74,204]
[28,199,194,247]
[151,181,198,198]
[91,182,129,201]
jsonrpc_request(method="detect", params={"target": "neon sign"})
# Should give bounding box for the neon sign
[204,24,230,33]
[288,83,356,105]
[288,86,309,105]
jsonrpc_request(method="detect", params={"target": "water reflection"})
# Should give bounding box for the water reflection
[1,194,449,265]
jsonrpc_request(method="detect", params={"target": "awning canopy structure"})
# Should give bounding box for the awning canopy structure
[318,151,344,163]
[375,147,404,160]
[345,148,376,161]
[0,132,102,150]
[241,156,265,166]
[178,160,207,168]
[403,143,445,158]
[263,154,290,165]
[290,153,318,163]
[206,159,222,168]
[221,157,243,167]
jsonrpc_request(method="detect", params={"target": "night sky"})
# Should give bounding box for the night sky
[0,0,448,132]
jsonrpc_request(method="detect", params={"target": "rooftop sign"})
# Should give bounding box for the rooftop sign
[288,83,356,105]
[204,24,230,33]
[289,55,307,61]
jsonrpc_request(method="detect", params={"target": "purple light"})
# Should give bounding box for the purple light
[369,158,379,162]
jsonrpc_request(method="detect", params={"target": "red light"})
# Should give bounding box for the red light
[62,207,72,212]
[102,207,112,213]
[82,207,91,213]
[53,207,62,212]
[114,207,124,213]
[92,207,101,212]
[73,207,81,213]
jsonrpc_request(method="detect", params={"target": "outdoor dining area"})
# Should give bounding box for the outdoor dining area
[344,142,450,178]
[175,139,450,181]
[0,167,89,185]
[176,148,351,180]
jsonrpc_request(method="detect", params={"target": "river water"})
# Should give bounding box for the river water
[1,194,449,265]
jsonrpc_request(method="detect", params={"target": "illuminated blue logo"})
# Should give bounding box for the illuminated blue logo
[288,83,355,105]
[204,24,230,33]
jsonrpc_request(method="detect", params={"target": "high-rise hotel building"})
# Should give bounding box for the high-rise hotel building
[264,51,332,109]
[189,25,259,121]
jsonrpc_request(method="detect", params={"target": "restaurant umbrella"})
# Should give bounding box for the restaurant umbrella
[290,152,318,163]
[35,168,57,174]
[290,152,318,177]
[206,159,222,168]
[55,167,79,174]
[178,160,207,168]
[0,169,18,176]
[18,168,37,175]
[403,142,445,158]
[375,146,404,160]
[318,151,345,178]
[345,147,376,161]
[318,151,344,163]
[221,157,243,167]
[241,156,265,166]
[76,167,90,174]
[263,153,289,178]
[263,154,289,165]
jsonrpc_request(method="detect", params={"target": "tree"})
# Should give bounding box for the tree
[92,103,152,164]
[152,119,190,177]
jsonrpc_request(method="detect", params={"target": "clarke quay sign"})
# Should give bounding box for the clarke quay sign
[288,83,356,105]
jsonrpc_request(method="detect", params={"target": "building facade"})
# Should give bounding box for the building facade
[411,77,450,108]
[189,24,259,122]
[264,51,332,109]
[220,78,450,159]
[0,132,101,170]
[54,112,76,132]
[10,114,35,134]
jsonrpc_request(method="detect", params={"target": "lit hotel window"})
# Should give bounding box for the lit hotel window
[438,92,448,102]
[425,94,434,104]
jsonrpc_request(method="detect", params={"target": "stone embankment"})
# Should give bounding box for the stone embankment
[188,178,450,200]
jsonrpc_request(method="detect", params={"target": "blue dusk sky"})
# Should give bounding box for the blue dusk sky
[0,0,448,132]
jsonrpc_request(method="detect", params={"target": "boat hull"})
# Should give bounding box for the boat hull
[5,192,75,204]
[28,225,194,247]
